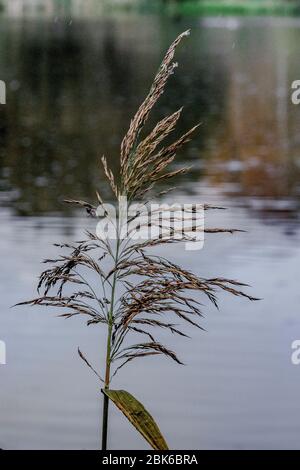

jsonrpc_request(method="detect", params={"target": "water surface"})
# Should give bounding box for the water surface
[0,12,300,449]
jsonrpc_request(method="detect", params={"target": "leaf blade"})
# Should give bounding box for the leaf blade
[103,389,169,450]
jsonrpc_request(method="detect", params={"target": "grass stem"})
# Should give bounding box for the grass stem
[101,234,121,450]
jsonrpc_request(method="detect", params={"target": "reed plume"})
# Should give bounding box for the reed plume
[18,30,257,450]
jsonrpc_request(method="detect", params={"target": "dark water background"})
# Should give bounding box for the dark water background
[1,8,300,449]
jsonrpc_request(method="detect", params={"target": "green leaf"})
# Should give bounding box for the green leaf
[103,389,169,450]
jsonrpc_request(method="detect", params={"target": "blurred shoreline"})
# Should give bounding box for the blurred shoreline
[1,0,300,19]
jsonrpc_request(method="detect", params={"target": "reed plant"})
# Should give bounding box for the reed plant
[19,30,257,450]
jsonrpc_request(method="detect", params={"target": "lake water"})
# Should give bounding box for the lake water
[0,10,300,450]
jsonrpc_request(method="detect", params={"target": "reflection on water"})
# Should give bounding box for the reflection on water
[203,18,300,214]
[0,14,226,214]
[2,0,105,18]
[1,12,300,450]
[0,14,300,218]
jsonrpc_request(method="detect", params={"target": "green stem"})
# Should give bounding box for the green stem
[101,234,121,450]
[101,326,112,450]
[101,392,109,450]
